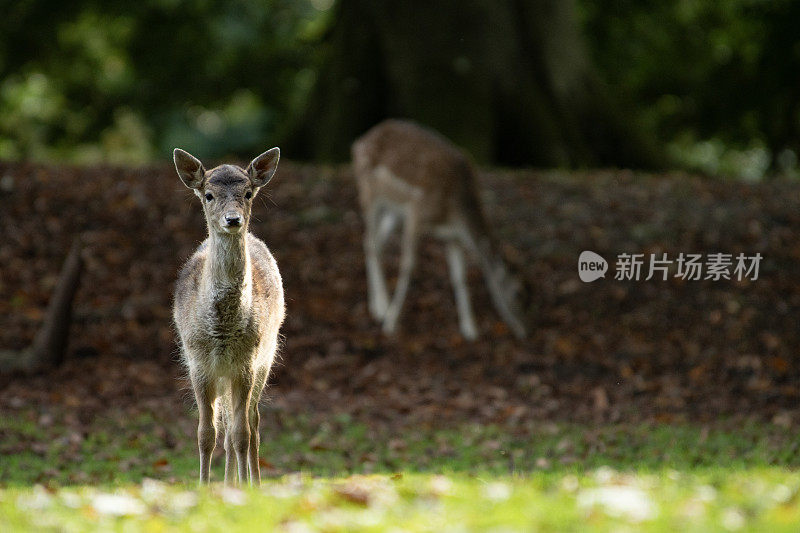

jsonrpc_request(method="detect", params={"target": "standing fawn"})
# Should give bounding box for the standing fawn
[352,119,529,340]
[173,147,285,485]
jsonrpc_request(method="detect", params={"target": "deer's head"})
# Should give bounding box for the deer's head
[173,148,280,235]
[490,247,534,339]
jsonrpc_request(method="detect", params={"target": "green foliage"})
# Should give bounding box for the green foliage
[578,0,800,177]
[0,0,798,175]
[0,0,330,162]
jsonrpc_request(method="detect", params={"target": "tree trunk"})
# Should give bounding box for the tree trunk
[288,0,661,168]
[0,238,84,374]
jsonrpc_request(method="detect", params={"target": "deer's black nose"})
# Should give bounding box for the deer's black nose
[224,213,242,226]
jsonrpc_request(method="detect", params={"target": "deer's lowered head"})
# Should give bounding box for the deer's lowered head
[476,240,532,339]
[173,147,280,236]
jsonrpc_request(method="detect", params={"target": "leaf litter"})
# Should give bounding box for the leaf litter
[1,161,799,483]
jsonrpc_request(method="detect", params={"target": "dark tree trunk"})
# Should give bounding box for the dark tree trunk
[0,238,84,374]
[288,0,661,167]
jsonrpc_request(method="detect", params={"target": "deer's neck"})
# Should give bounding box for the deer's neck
[205,231,252,307]
[472,232,506,284]
[467,226,527,338]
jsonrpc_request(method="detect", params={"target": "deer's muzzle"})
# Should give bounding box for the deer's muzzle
[225,213,242,225]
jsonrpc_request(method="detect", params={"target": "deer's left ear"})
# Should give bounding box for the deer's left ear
[247,147,280,188]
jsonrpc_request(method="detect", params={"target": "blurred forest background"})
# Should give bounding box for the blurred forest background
[1,0,799,179]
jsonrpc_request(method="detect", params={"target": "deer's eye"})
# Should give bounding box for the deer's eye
[204,192,213,202]
[245,191,252,199]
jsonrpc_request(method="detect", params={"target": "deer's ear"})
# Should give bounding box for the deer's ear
[247,147,280,188]
[173,148,206,189]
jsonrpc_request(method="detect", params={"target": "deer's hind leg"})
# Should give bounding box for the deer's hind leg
[230,372,255,485]
[445,240,478,340]
[223,430,235,484]
[382,206,419,335]
[364,202,395,320]
[190,369,217,484]
[247,364,269,486]
[217,389,235,485]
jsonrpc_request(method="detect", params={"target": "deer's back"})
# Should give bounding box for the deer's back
[352,119,485,234]
[174,234,284,377]
[352,120,481,226]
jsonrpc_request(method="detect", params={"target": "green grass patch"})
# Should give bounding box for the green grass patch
[2,469,800,531]
[2,409,800,530]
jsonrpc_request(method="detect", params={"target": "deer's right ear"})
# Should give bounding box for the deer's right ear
[173,148,206,189]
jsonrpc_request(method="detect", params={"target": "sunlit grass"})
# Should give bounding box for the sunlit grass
[2,410,800,530]
[2,469,800,531]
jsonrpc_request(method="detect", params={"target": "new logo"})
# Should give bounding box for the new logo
[578,251,608,282]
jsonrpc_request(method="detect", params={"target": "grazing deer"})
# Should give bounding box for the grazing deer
[352,119,529,340]
[172,147,285,485]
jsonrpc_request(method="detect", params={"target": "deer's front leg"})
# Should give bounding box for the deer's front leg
[230,374,254,485]
[192,373,217,484]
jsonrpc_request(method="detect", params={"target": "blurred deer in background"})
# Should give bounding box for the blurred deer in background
[173,148,285,485]
[352,119,530,340]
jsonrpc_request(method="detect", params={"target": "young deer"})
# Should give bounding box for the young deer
[173,148,285,485]
[352,119,529,340]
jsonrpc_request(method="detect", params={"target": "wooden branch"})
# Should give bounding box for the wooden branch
[0,237,84,374]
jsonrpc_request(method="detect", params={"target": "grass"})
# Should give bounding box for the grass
[2,408,800,531]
